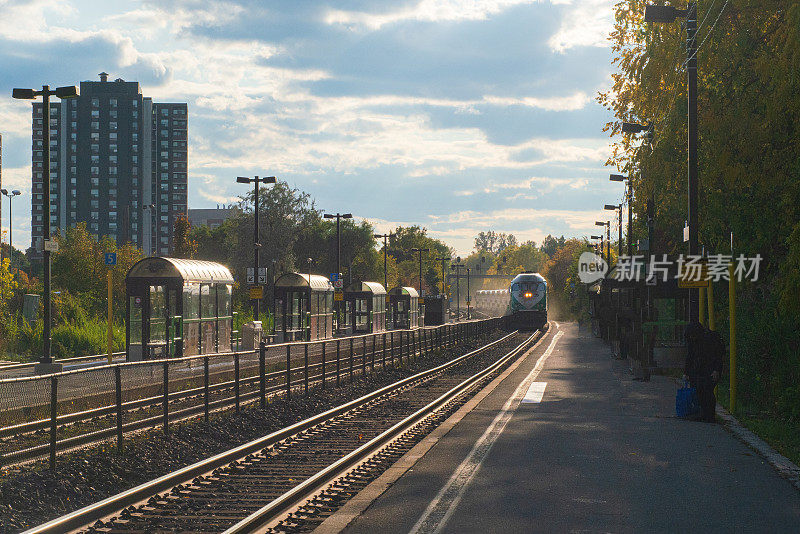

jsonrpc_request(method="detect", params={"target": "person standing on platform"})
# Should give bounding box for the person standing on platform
[684,321,724,423]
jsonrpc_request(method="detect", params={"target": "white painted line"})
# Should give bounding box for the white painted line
[409,330,563,534]
[521,382,547,404]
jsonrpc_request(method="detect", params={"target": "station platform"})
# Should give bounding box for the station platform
[323,322,800,533]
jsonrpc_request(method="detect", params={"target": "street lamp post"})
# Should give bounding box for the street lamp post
[435,257,449,296]
[605,204,623,258]
[373,232,394,290]
[466,267,471,319]
[325,212,352,335]
[644,2,699,323]
[451,258,466,321]
[324,212,352,285]
[610,174,633,256]
[237,175,276,320]
[410,247,429,296]
[596,221,610,264]
[1,189,21,275]
[13,84,79,367]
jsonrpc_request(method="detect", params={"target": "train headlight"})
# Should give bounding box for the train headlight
[524,292,532,298]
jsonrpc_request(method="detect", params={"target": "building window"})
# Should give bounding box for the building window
[161,108,168,116]
[109,122,118,130]
[110,110,117,119]
[109,132,117,140]
[132,100,138,108]
[91,98,99,107]
[91,121,99,129]
[109,98,117,107]
[91,110,100,118]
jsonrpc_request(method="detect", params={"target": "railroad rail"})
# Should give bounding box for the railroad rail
[1,320,500,468]
[25,327,539,533]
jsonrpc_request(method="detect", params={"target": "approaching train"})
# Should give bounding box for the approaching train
[509,272,548,330]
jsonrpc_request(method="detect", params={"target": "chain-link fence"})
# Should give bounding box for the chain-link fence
[0,318,503,468]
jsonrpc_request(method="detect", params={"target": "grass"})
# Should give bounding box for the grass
[716,379,800,467]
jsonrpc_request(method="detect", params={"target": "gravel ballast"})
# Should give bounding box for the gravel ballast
[0,330,522,532]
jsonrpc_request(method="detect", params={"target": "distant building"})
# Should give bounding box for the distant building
[29,72,188,256]
[188,206,237,230]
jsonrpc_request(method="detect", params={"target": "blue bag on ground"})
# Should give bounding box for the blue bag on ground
[676,381,700,418]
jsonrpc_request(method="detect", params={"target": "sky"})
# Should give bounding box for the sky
[0,0,624,256]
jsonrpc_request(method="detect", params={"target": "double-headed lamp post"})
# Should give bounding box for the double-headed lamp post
[595,221,610,264]
[0,189,21,271]
[451,258,466,320]
[610,174,633,256]
[373,232,394,290]
[14,84,79,367]
[237,175,276,320]
[410,247,429,296]
[605,204,623,258]
[323,212,352,284]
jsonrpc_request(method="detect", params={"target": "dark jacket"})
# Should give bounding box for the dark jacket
[684,322,725,383]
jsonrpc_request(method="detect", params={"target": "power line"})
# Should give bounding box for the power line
[684,0,731,66]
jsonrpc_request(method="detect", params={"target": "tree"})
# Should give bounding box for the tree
[173,213,197,259]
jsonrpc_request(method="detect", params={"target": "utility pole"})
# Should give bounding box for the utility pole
[645,2,699,323]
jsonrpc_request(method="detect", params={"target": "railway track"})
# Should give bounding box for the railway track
[25,328,541,533]
[2,327,449,467]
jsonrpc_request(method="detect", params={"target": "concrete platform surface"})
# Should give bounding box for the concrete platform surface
[339,322,800,534]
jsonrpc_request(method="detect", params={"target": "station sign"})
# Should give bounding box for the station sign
[678,263,709,288]
[678,278,709,289]
[42,240,59,253]
[246,267,255,284]
[249,286,263,299]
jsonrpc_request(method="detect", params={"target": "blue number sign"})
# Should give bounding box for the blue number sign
[104,252,117,266]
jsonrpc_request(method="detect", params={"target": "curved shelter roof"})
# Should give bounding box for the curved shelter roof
[389,286,419,298]
[275,273,334,292]
[126,257,234,284]
[345,281,386,295]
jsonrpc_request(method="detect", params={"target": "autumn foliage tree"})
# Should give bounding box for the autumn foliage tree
[173,213,198,259]
[599,1,800,417]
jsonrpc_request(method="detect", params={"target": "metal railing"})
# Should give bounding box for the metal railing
[0,318,503,469]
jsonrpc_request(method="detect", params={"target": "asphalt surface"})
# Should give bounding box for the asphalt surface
[342,322,800,533]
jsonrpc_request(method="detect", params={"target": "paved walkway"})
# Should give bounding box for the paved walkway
[338,322,800,533]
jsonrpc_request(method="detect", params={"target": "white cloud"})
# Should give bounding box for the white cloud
[548,0,615,53]
[325,0,537,31]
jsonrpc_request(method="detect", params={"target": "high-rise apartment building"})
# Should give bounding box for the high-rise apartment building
[30,73,187,256]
